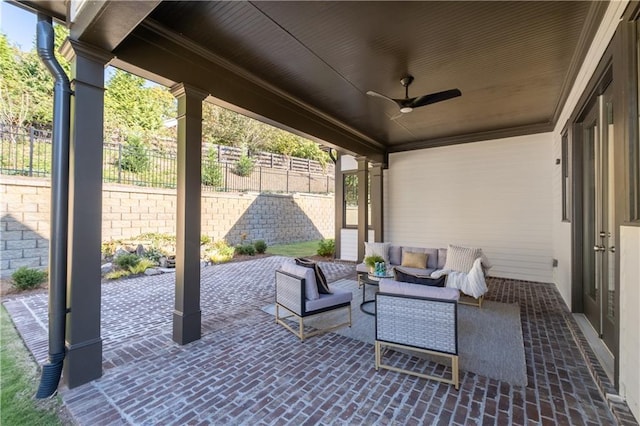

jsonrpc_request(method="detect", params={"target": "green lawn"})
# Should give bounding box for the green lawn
[0,305,65,425]
[266,240,322,257]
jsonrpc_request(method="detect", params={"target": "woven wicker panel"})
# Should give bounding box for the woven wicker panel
[275,271,303,316]
[376,295,457,354]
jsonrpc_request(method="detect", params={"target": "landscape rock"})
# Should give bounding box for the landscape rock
[101,263,113,274]
[144,268,162,276]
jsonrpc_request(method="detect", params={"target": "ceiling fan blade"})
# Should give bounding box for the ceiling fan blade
[411,89,462,108]
[366,90,397,105]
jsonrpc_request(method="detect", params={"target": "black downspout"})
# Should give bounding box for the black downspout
[35,14,71,399]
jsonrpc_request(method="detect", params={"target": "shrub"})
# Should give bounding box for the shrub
[205,240,235,264]
[11,267,47,290]
[202,148,223,187]
[114,253,140,270]
[234,154,255,177]
[120,135,149,173]
[129,258,156,275]
[105,269,130,280]
[143,246,164,264]
[101,240,120,258]
[254,240,267,254]
[200,235,212,245]
[317,239,335,257]
[235,243,256,256]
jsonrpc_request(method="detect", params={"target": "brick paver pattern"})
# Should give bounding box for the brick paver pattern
[2,256,630,425]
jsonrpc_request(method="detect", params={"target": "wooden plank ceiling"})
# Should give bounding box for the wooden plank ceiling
[21,0,608,155]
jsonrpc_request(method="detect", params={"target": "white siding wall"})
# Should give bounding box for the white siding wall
[340,228,375,261]
[620,226,640,418]
[386,134,554,283]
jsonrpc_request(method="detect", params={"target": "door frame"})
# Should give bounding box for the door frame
[566,14,640,390]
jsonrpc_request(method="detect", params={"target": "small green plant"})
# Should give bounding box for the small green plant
[101,240,120,258]
[120,135,149,173]
[11,267,47,290]
[205,240,235,264]
[105,269,131,280]
[202,147,223,187]
[364,255,384,268]
[254,240,267,254]
[114,253,141,270]
[234,154,255,177]
[129,258,156,275]
[200,235,212,245]
[235,243,256,256]
[317,239,335,257]
[143,246,164,264]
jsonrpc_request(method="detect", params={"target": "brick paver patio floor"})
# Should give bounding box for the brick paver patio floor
[3,256,637,425]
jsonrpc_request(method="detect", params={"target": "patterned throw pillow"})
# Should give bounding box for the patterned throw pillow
[295,258,332,294]
[443,244,481,273]
[394,268,446,287]
[364,242,391,264]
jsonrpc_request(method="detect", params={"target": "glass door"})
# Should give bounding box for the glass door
[582,83,616,354]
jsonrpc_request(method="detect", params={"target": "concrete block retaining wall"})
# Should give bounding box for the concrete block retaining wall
[0,176,334,277]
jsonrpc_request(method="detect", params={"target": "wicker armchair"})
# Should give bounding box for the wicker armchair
[375,282,460,389]
[275,270,352,341]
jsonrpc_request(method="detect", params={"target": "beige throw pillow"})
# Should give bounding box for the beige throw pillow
[401,251,428,269]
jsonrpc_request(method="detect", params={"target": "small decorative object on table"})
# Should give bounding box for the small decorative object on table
[364,255,385,274]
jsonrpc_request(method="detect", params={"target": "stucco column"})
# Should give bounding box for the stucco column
[356,156,369,262]
[60,40,112,388]
[170,83,207,345]
[370,162,384,242]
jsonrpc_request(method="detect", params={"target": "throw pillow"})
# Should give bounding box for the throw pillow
[280,261,319,300]
[443,244,481,274]
[394,268,446,287]
[295,258,332,294]
[364,242,391,264]
[401,251,428,269]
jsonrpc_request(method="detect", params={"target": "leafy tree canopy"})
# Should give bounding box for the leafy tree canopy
[2,28,330,165]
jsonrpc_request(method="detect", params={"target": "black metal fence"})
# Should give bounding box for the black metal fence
[0,126,335,194]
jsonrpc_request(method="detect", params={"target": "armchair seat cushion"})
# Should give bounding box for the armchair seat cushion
[306,288,352,312]
[379,278,460,301]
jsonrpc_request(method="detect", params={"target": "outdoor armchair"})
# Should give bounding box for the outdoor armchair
[275,269,352,341]
[375,280,460,389]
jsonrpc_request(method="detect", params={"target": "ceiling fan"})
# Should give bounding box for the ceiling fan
[366,75,461,117]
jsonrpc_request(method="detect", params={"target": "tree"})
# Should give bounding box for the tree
[120,134,149,173]
[201,102,330,165]
[104,69,175,141]
[201,145,223,187]
[0,25,70,130]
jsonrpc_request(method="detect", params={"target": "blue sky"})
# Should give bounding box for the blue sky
[1,1,37,50]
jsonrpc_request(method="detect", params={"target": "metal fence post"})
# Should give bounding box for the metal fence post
[117,144,122,184]
[28,127,35,176]
[224,162,228,192]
